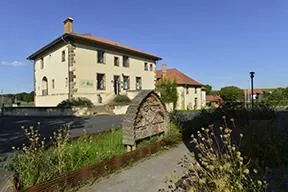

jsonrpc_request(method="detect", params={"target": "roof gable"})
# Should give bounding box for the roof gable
[27,33,161,60]
[156,68,203,86]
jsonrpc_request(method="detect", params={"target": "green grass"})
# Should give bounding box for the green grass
[5,124,181,189]
[65,129,125,170]
[5,129,125,189]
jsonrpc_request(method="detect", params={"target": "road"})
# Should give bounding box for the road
[0,115,123,156]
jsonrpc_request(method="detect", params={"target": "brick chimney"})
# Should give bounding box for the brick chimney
[162,64,167,79]
[64,17,74,34]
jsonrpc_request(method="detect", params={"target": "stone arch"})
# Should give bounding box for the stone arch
[122,90,169,151]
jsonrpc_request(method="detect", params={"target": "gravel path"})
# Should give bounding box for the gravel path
[78,143,190,192]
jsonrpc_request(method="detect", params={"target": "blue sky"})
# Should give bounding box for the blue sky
[0,0,287,93]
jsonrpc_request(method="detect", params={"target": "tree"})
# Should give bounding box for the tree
[262,87,288,102]
[156,78,178,109]
[219,86,244,102]
[203,84,212,95]
[15,92,34,103]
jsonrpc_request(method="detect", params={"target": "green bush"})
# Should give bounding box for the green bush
[57,97,94,108]
[112,95,131,105]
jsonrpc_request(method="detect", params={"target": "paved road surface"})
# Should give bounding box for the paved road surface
[78,143,190,192]
[0,115,123,156]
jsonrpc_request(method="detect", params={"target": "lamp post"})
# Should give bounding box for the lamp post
[249,72,255,109]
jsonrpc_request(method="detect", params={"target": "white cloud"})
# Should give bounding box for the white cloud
[0,61,26,67]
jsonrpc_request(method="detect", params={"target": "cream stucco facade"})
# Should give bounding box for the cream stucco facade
[29,18,161,107]
[72,44,156,105]
[175,86,206,110]
[34,45,69,106]
[156,66,206,111]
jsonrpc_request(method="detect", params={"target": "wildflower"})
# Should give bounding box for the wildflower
[243,169,250,175]
[208,165,215,171]
[236,151,241,157]
[257,180,262,185]
[253,169,258,174]
[240,133,244,138]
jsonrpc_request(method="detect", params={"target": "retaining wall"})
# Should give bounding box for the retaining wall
[1,107,73,117]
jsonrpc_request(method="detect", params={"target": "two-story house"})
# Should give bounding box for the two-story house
[156,64,206,110]
[27,18,161,106]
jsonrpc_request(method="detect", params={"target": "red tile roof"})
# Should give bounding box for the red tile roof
[244,89,263,95]
[206,95,223,102]
[27,33,161,60]
[70,33,161,60]
[156,68,203,86]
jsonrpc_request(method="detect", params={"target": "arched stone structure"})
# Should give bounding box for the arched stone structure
[122,90,169,151]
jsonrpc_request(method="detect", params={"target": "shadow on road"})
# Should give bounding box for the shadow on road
[0,115,123,156]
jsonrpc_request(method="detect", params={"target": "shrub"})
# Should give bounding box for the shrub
[57,97,94,108]
[161,119,267,192]
[156,78,178,109]
[112,95,131,105]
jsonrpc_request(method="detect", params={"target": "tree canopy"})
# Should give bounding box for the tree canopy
[219,86,244,102]
[156,78,178,108]
[1,91,34,103]
[203,84,212,95]
[262,87,288,103]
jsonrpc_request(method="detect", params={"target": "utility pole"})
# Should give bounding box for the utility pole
[1,89,3,115]
[1,89,3,105]
[249,72,255,109]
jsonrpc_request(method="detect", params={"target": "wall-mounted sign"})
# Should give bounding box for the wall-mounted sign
[80,80,93,88]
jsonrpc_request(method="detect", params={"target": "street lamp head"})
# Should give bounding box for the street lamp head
[250,71,255,78]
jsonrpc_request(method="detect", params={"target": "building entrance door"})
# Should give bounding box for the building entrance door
[114,76,120,95]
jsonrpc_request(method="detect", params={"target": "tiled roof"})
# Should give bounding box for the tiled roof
[206,95,223,102]
[70,33,161,59]
[244,89,263,95]
[156,68,203,86]
[27,33,161,60]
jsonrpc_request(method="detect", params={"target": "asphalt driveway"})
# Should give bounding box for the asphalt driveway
[0,115,123,156]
